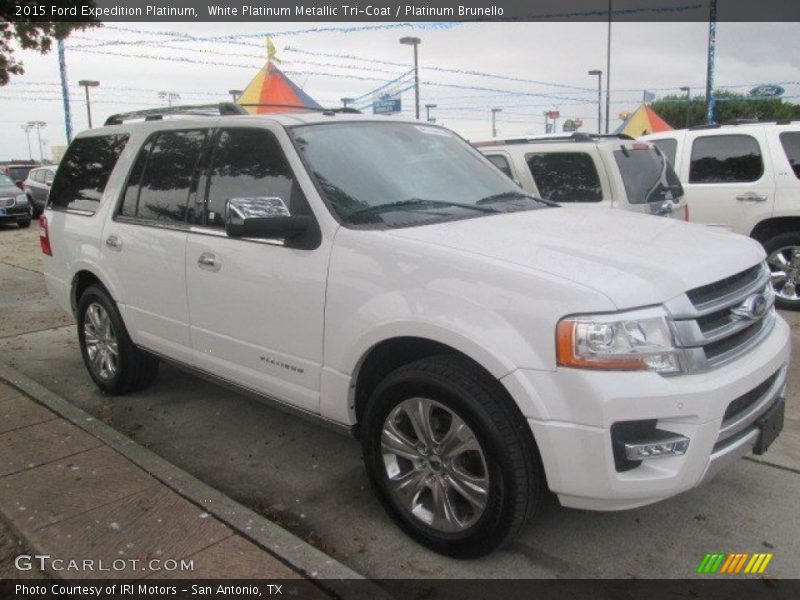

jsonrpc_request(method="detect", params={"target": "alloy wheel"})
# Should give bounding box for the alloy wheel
[83,302,119,381]
[768,246,800,302]
[380,397,490,533]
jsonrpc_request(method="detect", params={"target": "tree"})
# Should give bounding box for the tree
[651,90,800,129]
[0,3,100,86]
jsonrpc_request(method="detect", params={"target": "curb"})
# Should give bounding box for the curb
[0,363,391,600]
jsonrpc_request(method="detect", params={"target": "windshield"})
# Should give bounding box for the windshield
[7,167,32,181]
[0,174,16,188]
[613,145,683,205]
[290,122,541,227]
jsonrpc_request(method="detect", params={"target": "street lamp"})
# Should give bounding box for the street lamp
[26,121,46,162]
[491,108,502,138]
[680,86,691,128]
[78,80,100,128]
[229,89,243,103]
[20,124,33,161]
[158,91,181,107]
[588,70,603,134]
[425,103,437,123]
[400,36,422,120]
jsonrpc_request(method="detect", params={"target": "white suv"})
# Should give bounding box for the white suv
[642,123,800,310]
[42,104,789,557]
[475,133,688,220]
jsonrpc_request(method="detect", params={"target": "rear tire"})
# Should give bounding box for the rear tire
[361,355,544,558]
[77,284,158,394]
[764,232,800,311]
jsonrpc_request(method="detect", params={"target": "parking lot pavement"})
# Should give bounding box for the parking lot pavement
[1,225,798,579]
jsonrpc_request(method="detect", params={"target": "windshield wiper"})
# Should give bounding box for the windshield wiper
[346,198,500,222]
[476,190,559,207]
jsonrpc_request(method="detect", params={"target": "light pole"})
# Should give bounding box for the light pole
[20,124,33,160]
[27,121,46,162]
[680,86,691,128]
[77,80,99,128]
[400,36,421,120]
[229,89,243,103]
[543,111,550,134]
[605,0,612,133]
[491,108,502,138]
[588,70,603,134]
[425,103,437,123]
[158,91,181,107]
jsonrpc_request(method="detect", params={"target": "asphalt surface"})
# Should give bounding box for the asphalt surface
[1,223,798,579]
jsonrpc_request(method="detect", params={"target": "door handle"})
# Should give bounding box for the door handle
[197,252,221,272]
[105,234,122,251]
[736,192,768,203]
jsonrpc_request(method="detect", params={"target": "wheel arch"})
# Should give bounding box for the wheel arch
[70,266,118,316]
[750,216,800,243]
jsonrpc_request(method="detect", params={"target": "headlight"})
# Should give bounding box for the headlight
[15,194,28,206]
[557,307,680,374]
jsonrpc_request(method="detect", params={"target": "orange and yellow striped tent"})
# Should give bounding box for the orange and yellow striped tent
[237,61,322,114]
[615,104,673,137]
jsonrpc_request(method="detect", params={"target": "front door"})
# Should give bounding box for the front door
[185,125,330,413]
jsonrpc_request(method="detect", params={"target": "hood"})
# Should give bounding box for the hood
[385,206,765,309]
[0,185,21,197]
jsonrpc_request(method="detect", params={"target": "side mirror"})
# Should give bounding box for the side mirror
[224,197,311,239]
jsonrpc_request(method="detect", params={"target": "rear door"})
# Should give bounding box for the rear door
[185,124,329,413]
[771,127,800,219]
[101,128,209,364]
[680,129,774,235]
[609,142,686,219]
[523,145,612,208]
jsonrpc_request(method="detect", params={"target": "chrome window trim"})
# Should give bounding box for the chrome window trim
[113,215,285,246]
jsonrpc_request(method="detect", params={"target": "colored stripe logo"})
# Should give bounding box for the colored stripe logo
[697,553,773,574]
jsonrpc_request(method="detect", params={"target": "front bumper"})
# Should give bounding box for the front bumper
[503,315,790,511]
[0,204,29,221]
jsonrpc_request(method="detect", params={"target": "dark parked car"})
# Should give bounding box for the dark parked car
[0,173,32,228]
[23,166,56,217]
[1,164,37,187]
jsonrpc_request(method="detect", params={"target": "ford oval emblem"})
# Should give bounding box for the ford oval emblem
[731,293,769,321]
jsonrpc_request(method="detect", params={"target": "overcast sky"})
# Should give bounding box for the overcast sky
[2,20,799,161]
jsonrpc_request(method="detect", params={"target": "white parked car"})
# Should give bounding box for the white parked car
[42,105,789,557]
[474,133,688,220]
[642,122,800,309]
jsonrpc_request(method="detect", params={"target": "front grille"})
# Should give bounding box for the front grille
[0,197,15,208]
[665,263,775,373]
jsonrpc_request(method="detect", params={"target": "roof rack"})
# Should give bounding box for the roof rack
[237,103,362,116]
[473,132,633,148]
[105,102,246,126]
[689,118,800,131]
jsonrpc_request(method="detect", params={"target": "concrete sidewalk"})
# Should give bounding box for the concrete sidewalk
[0,376,324,587]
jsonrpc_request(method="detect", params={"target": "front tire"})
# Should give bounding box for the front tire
[17,216,31,228]
[361,356,544,558]
[764,232,800,311]
[77,284,158,394]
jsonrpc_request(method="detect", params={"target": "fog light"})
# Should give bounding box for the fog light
[624,436,690,461]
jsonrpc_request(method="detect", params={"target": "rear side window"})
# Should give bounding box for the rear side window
[44,170,54,185]
[120,130,207,223]
[201,128,303,228]
[48,135,129,213]
[525,152,603,202]
[32,169,46,183]
[613,146,683,204]
[485,154,514,179]
[689,134,763,183]
[779,132,800,179]
[650,138,677,166]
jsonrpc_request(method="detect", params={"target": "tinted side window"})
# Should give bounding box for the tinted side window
[485,154,513,179]
[651,138,677,166]
[203,128,302,228]
[525,152,603,202]
[779,132,800,179]
[48,135,129,213]
[121,130,206,223]
[44,170,54,185]
[33,169,46,183]
[689,134,763,183]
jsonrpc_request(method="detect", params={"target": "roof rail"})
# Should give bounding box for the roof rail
[104,102,246,126]
[473,132,633,147]
[689,118,800,131]
[237,103,362,115]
